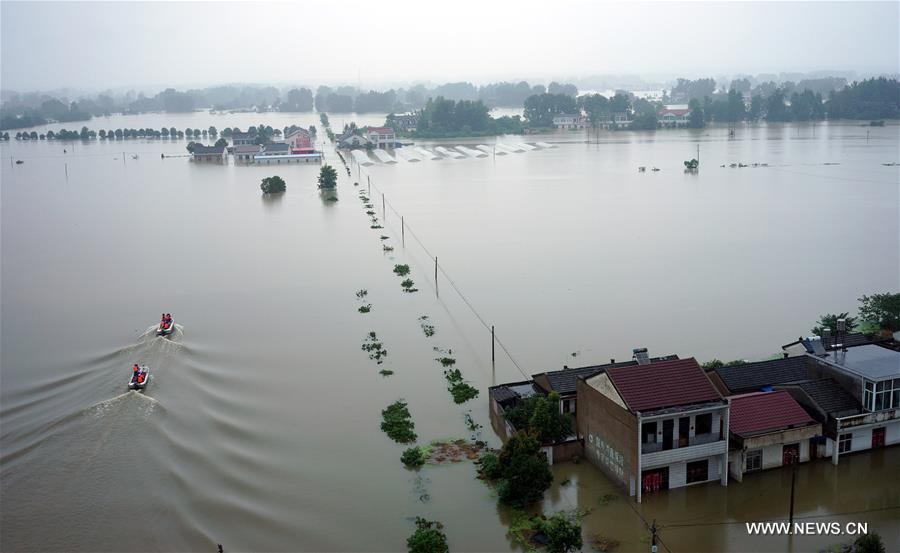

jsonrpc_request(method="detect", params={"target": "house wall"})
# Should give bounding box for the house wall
[488,396,515,443]
[665,456,721,489]
[576,377,638,495]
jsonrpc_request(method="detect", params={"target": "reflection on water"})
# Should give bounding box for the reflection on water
[1,116,898,552]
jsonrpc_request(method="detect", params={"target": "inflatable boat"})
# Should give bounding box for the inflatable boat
[128,365,150,390]
[157,318,175,336]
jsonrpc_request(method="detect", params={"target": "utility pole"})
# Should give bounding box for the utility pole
[650,519,658,553]
[434,256,438,297]
[788,451,798,531]
[382,193,385,218]
[491,325,496,383]
[401,216,405,247]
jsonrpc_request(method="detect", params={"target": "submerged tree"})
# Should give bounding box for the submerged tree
[406,518,449,553]
[317,164,338,189]
[858,293,900,332]
[260,175,286,194]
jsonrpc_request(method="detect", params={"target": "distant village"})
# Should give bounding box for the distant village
[191,125,323,165]
[489,324,900,502]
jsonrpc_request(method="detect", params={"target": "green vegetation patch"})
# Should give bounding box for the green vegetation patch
[380,400,416,444]
[358,304,372,313]
[393,264,411,276]
[361,331,388,364]
[407,517,449,553]
[418,315,435,337]
[401,279,419,293]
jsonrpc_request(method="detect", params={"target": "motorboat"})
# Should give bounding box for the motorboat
[128,365,150,390]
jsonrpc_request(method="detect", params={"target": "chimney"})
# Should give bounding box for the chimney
[610,358,615,364]
[836,319,847,351]
[823,327,831,345]
[633,347,650,365]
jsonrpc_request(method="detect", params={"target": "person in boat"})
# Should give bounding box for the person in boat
[136,371,146,384]
[132,364,140,381]
[165,313,172,326]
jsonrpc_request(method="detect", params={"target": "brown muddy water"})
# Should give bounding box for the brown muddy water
[1,113,898,552]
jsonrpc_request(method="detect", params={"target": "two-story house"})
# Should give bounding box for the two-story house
[552,114,587,130]
[576,357,729,502]
[800,342,900,463]
[658,105,691,127]
[232,131,258,146]
[365,127,395,149]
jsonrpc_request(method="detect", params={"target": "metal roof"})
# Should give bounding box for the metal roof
[821,344,900,381]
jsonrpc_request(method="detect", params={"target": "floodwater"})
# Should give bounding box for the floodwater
[1,113,898,552]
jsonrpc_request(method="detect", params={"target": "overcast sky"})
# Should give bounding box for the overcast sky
[1,1,898,92]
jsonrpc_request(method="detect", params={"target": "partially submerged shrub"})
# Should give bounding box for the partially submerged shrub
[419,316,435,337]
[401,446,425,468]
[407,517,448,553]
[355,289,368,300]
[362,331,388,363]
[478,453,502,480]
[393,264,411,276]
[358,304,372,313]
[381,400,417,443]
[435,357,456,367]
[379,368,394,376]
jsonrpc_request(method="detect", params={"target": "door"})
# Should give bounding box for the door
[662,419,674,450]
[872,427,886,448]
[783,443,800,466]
[678,417,690,448]
[809,438,818,460]
[641,467,669,494]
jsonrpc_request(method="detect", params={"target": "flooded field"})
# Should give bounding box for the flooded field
[1,113,898,552]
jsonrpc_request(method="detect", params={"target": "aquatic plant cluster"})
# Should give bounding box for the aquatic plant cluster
[361,331,388,364]
[418,315,435,337]
[380,400,417,443]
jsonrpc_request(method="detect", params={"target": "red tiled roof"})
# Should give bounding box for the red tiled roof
[606,358,721,412]
[729,391,815,435]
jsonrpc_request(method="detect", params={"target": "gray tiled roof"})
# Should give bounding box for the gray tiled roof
[794,379,861,417]
[714,356,810,393]
[534,355,679,395]
[192,145,225,154]
[489,381,540,405]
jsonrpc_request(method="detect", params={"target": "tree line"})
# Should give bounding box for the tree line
[518,77,899,130]
[395,97,525,138]
[1,80,581,130]
[8,123,316,142]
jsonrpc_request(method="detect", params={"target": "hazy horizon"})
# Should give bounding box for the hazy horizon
[2,1,898,93]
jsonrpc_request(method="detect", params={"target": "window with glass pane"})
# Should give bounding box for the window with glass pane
[864,381,875,411]
[838,433,852,453]
[746,449,762,471]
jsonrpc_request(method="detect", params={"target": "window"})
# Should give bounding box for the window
[642,422,657,444]
[746,449,762,472]
[695,413,712,435]
[863,381,875,412]
[686,460,709,484]
[838,433,852,454]
[893,379,900,409]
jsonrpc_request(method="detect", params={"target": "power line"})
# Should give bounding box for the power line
[357,163,531,381]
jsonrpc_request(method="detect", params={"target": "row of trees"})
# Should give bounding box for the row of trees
[10,124,316,143]
[1,80,580,130]
[527,77,897,131]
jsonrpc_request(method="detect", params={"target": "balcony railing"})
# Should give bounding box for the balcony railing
[641,432,719,454]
